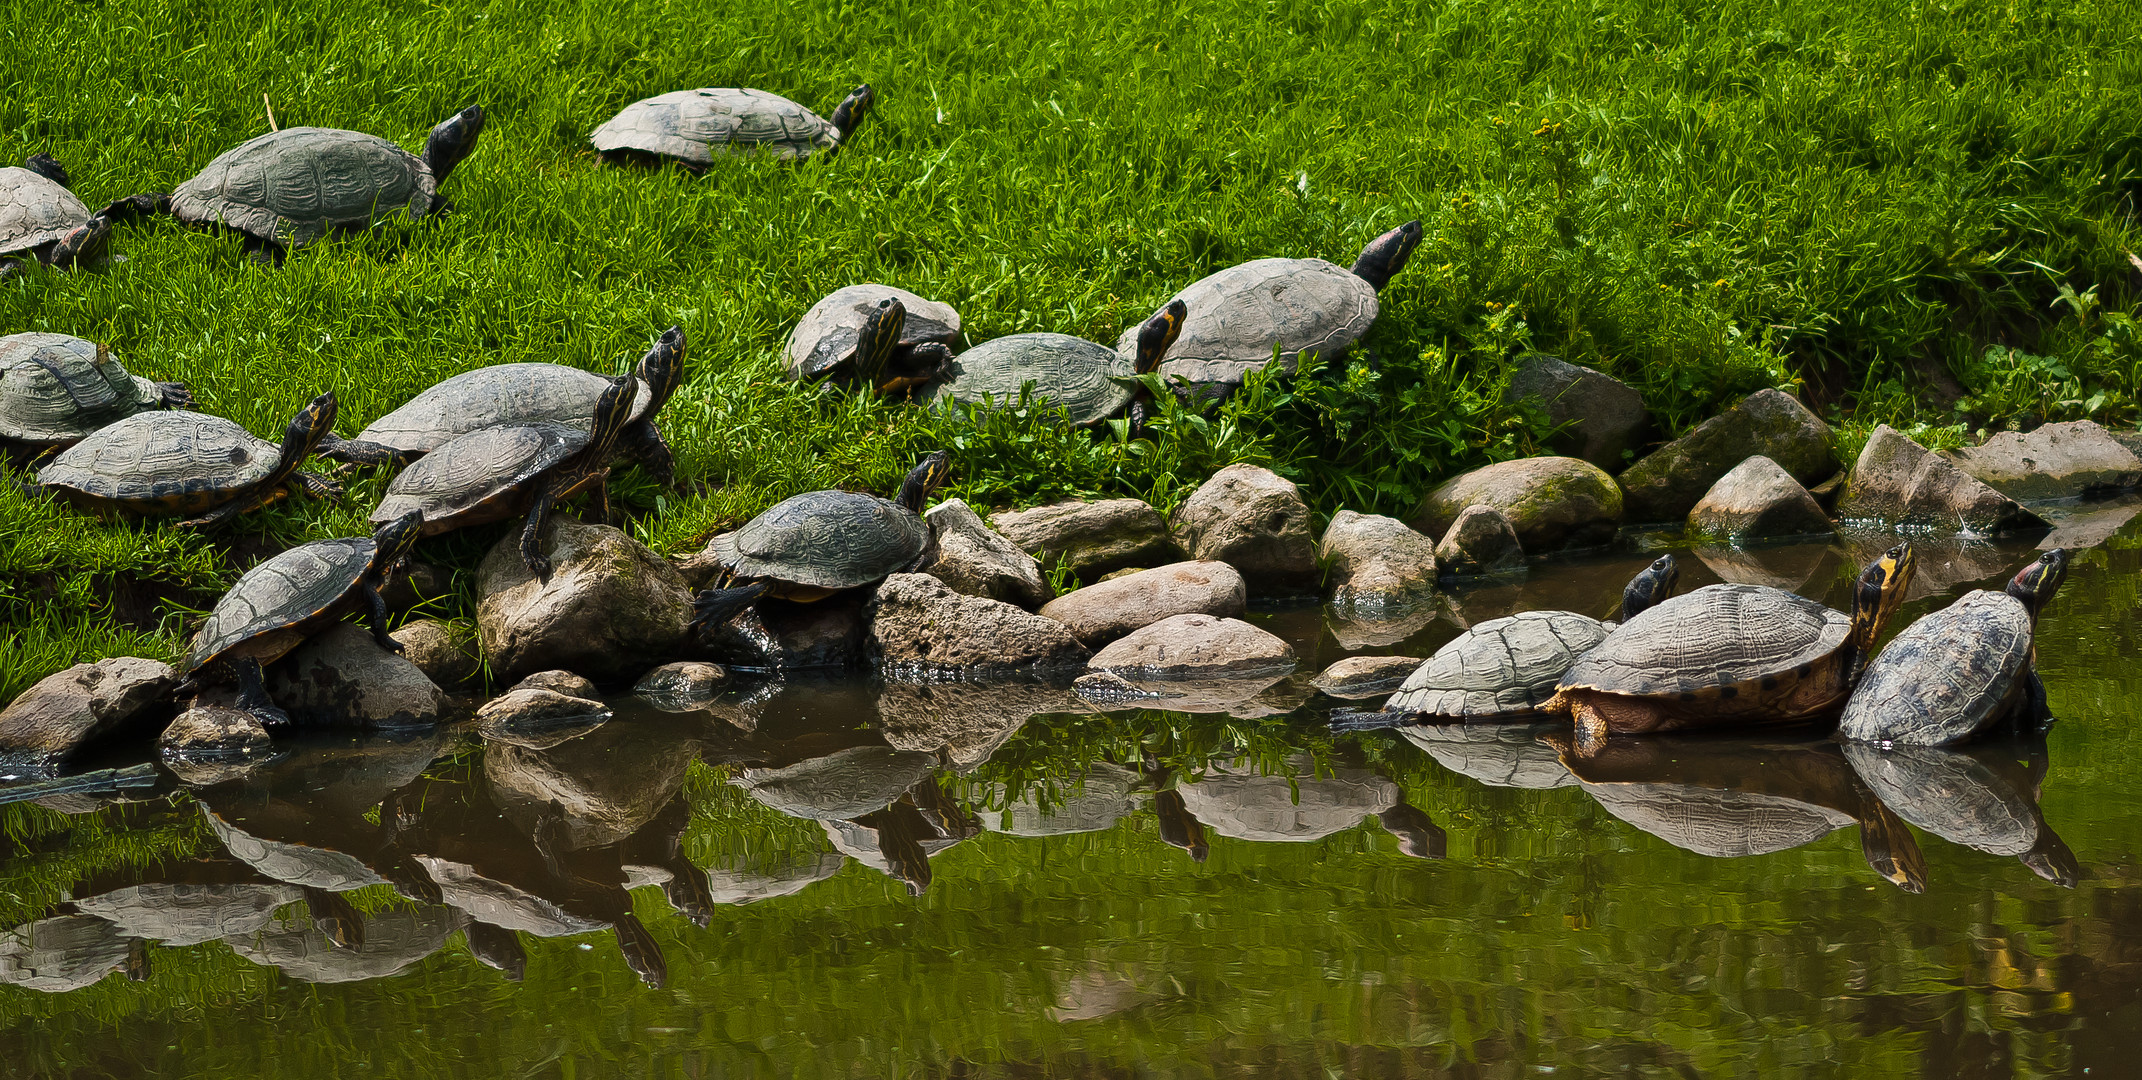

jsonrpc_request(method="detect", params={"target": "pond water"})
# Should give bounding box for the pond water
[2,504,2140,1078]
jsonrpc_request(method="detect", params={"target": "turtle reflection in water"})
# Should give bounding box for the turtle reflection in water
[1842,737,2078,886]
[1169,753,1446,861]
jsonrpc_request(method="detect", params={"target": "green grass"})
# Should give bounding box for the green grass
[7,0,2142,698]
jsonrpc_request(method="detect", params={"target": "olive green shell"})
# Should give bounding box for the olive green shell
[36,411,280,511]
[927,333,1137,425]
[1558,583,1849,701]
[170,127,434,247]
[182,537,379,673]
[590,88,840,164]
[0,166,89,256]
[1387,611,1610,720]
[783,284,963,382]
[710,489,928,591]
[1114,257,1376,394]
[371,421,585,532]
[1835,590,2031,747]
[355,365,654,455]
[0,333,167,443]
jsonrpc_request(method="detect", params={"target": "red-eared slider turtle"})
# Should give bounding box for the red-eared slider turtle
[0,155,115,279]
[785,286,960,395]
[370,376,636,581]
[590,85,874,169]
[320,326,686,488]
[181,511,426,680]
[1837,549,2069,747]
[929,300,1186,434]
[1544,543,1918,754]
[0,332,192,448]
[694,451,949,605]
[1331,555,1679,732]
[27,393,343,526]
[1841,738,2077,886]
[1119,220,1422,398]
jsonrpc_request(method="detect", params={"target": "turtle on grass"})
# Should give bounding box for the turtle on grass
[0,154,122,280]
[785,286,960,396]
[0,332,192,450]
[591,85,874,170]
[929,300,1187,436]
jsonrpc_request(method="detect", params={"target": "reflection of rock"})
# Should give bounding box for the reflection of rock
[2036,497,2142,551]
[1838,531,2020,601]
[1072,670,1292,714]
[702,852,848,905]
[1693,543,1833,593]
[984,762,1144,836]
[733,745,939,821]
[0,915,138,992]
[822,816,971,880]
[631,662,731,707]
[1399,723,1575,789]
[474,688,611,750]
[484,723,698,850]
[1176,755,1401,842]
[225,905,459,983]
[875,679,1079,770]
[1325,605,1435,650]
[72,883,299,946]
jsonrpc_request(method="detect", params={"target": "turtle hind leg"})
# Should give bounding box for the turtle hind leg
[232,656,291,729]
[240,234,285,267]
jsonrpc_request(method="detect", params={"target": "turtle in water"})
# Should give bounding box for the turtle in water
[1119,220,1422,399]
[590,84,874,170]
[123,106,485,264]
[1841,736,2077,887]
[0,332,192,450]
[929,300,1187,436]
[371,376,636,581]
[1542,543,1918,754]
[1837,549,2069,747]
[1330,555,1680,732]
[319,326,687,488]
[0,154,120,280]
[26,393,343,526]
[784,286,960,395]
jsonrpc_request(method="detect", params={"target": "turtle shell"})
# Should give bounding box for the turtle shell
[36,411,280,512]
[710,489,928,592]
[169,127,434,247]
[1579,777,1854,856]
[1115,257,1376,394]
[1387,610,1610,720]
[0,333,168,443]
[783,284,963,382]
[0,166,90,256]
[590,88,841,164]
[355,364,654,454]
[182,537,378,673]
[1558,583,1849,700]
[1835,590,2031,747]
[370,421,586,532]
[927,333,1135,425]
[1398,722,1578,789]
[1841,742,2037,856]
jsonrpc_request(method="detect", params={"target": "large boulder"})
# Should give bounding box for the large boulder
[1835,425,2047,534]
[2111,429,2142,459]
[1407,457,1623,554]
[388,619,481,691]
[923,499,1051,608]
[1617,389,1837,523]
[1037,561,1247,648]
[988,498,1176,579]
[1507,354,1651,469]
[1941,421,2142,502]
[865,573,1090,675]
[1685,455,1834,541]
[704,592,867,671]
[268,623,444,728]
[0,658,176,770]
[1434,504,1525,577]
[1169,464,1318,597]
[476,516,695,683]
[1086,614,1296,678]
[1319,511,1437,609]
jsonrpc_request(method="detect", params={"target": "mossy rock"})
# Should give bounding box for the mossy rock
[1617,389,1836,523]
[1406,457,1623,554]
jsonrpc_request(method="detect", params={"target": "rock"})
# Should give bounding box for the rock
[1685,455,1834,541]
[1807,471,1846,511]
[1071,669,1294,714]
[2112,429,2142,459]
[268,624,444,728]
[922,499,1051,608]
[988,499,1176,580]
[513,670,598,699]
[631,662,730,704]
[1320,511,1438,608]
[474,688,611,750]
[388,620,480,691]
[1617,389,1838,523]
[1037,561,1247,648]
[865,573,1090,675]
[0,657,176,770]
[476,516,694,684]
[1169,464,1318,597]
[1311,656,1423,699]
[1087,614,1296,678]
[1941,421,2142,502]
[1434,505,1526,577]
[159,706,272,760]
[1507,354,1651,469]
[703,592,866,671]
[1836,425,2048,534]
[1095,567,1147,583]
[1406,457,1623,554]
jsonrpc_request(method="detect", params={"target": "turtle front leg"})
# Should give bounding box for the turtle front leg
[1569,700,1611,758]
[178,496,252,530]
[290,470,344,502]
[521,480,560,582]
[315,433,411,471]
[621,422,679,491]
[232,656,292,729]
[241,234,285,267]
[155,382,195,409]
[363,581,403,654]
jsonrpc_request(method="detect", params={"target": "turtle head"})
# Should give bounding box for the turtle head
[280,392,340,463]
[1350,220,1423,291]
[896,450,952,513]
[2006,548,2069,624]
[367,510,426,581]
[46,217,112,270]
[423,105,486,183]
[24,154,68,187]
[1848,542,1917,657]
[856,297,907,395]
[828,84,875,145]
[588,376,638,454]
[689,582,766,637]
[1620,554,1679,621]
[1133,299,1188,376]
[634,325,688,412]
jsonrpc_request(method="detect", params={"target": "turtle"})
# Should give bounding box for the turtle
[1330,554,1680,732]
[1841,737,2078,886]
[784,285,961,394]
[590,84,875,169]
[1117,219,1422,399]
[691,450,950,606]
[1542,542,1919,754]
[929,300,1187,435]
[0,332,193,449]
[319,325,687,488]
[127,106,484,264]
[1836,548,2069,748]
[26,393,343,526]
[0,154,117,280]
[370,375,637,581]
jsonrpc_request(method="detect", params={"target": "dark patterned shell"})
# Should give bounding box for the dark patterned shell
[1841,743,2037,855]
[1114,258,1376,391]
[0,166,90,255]
[1578,779,1854,856]
[1836,590,2031,747]
[783,284,963,381]
[370,422,584,530]
[0,333,167,442]
[182,537,375,672]
[36,411,278,504]
[711,489,927,590]
[169,127,434,246]
[1560,583,1849,696]
[590,88,839,164]
[1387,611,1609,719]
[927,333,1135,425]
[355,364,653,454]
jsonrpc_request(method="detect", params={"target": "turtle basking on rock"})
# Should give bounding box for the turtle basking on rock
[591,85,874,169]
[0,332,192,450]
[785,286,960,395]
[26,393,342,526]
[0,155,122,280]
[930,300,1186,436]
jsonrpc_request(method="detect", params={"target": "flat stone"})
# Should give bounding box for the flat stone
[268,623,445,728]
[703,592,866,671]
[1087,614,1296,678]
[1407,456,1623,554]
[1311,655,1424,699]
[1435,504,1525,577]
[1617,389,1838,523]
[1836,425,2047,534]
[474,688,611,750]
[388,620,480,691]
[866,573,1090,676]
[1941,420,2142,502]
[476,515,695,684]
[1686,455,1834,541]
[631,662,730,705]
[922,498,1052,608]
[1169,464,1318,597]
[159,706,272,761]
[1037,561,1247,648]
[1320,511,1437,608]
[989,498,1177,580]
[513,670,597,699]
[1507,354,1651,469]
[0,657,176,770]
